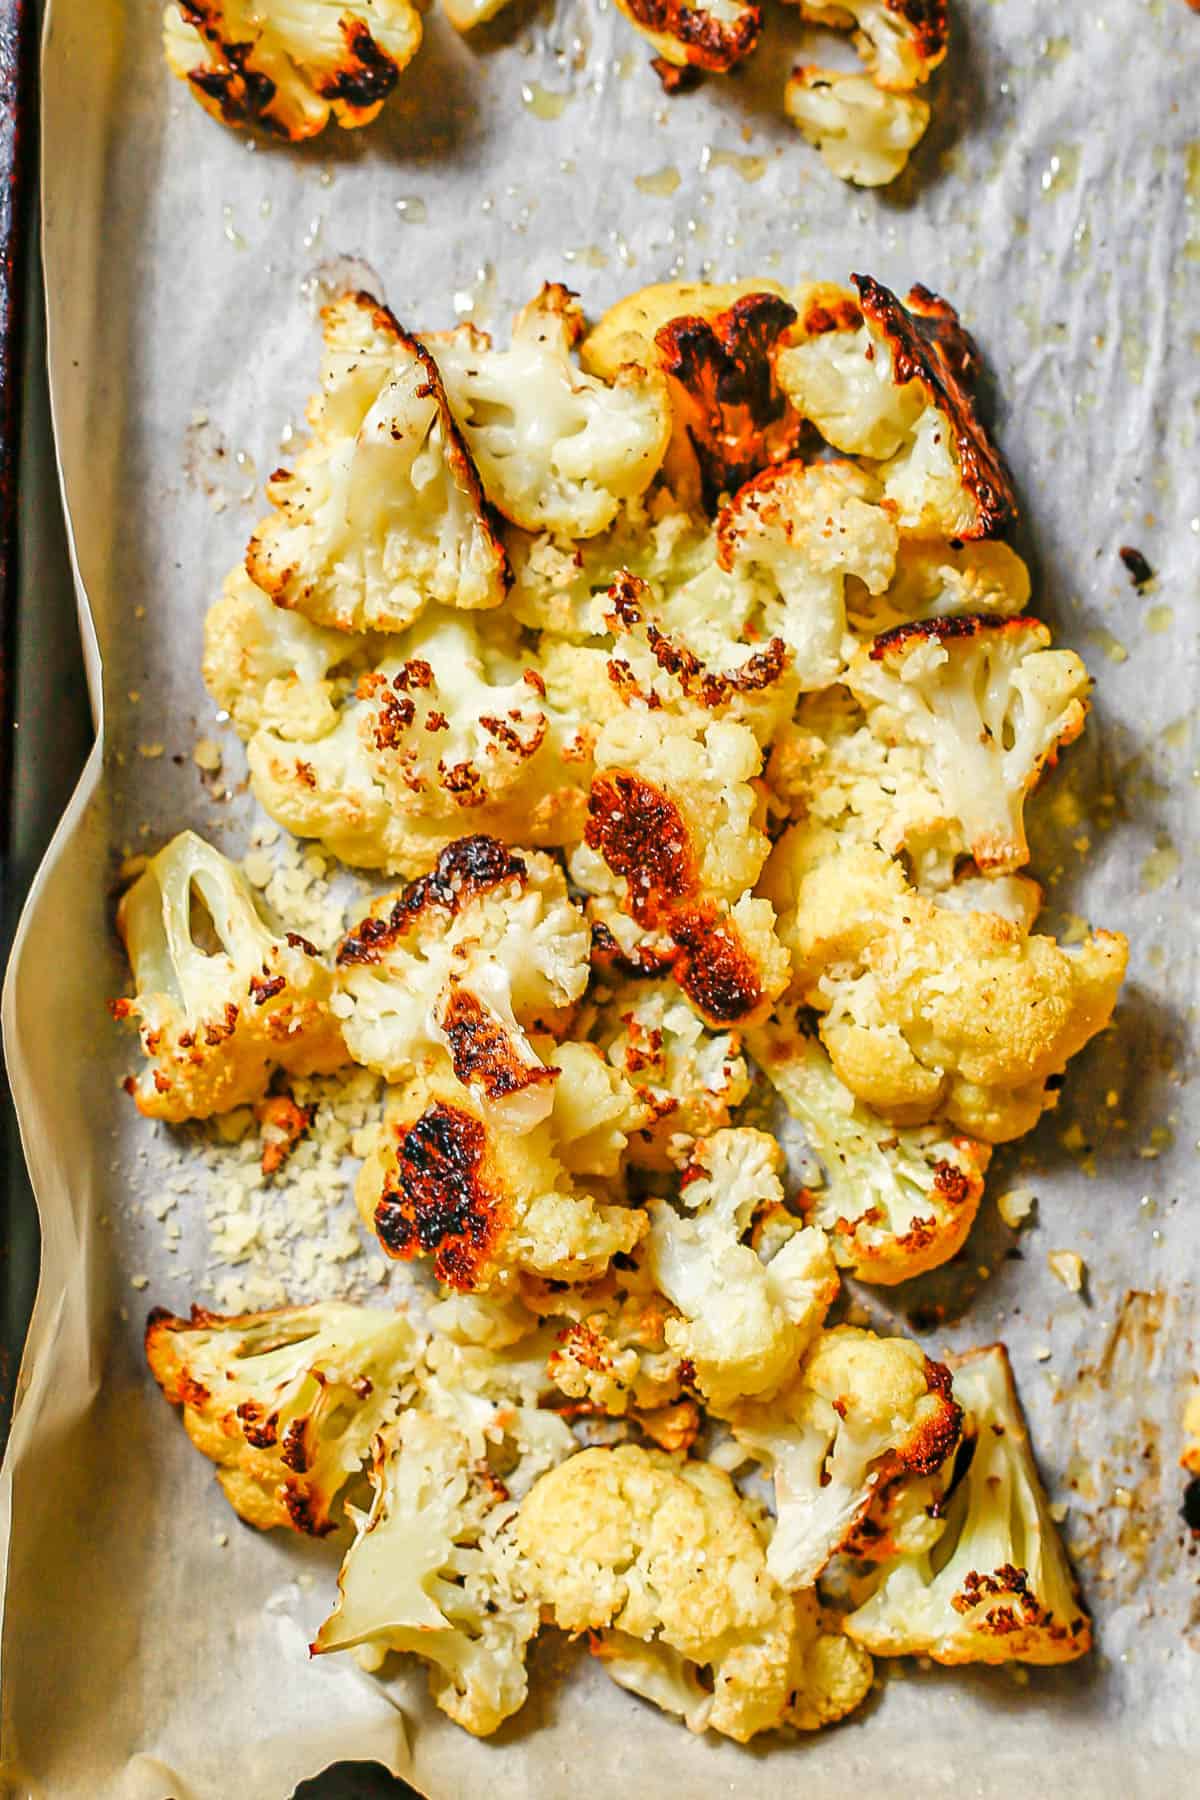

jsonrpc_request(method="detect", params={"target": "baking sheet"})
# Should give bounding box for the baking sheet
[2,0,1199,1793]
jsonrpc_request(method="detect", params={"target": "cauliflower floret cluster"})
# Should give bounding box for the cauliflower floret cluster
[761,828,1127,1141]
[517,1444,874,1741]
[163,0,422,139]
[113,830,347,1121]
[141,274,1117,1747]
[332,835,591,1131]
[783,2,948,185]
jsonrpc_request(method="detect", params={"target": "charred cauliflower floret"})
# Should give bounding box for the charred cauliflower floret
[848,537,1032,635]
[794,0,948,88]
[846,1345,1092,1664]
[539,1260,690,1422]
[313,1399,575,1735]
[332,836,590,1132]
[202,566,375,741]
[424,285,670,539]
[145,1300,420,1534]
[112,831,347,1121]
[785,71,931,188]
[584,973,751,1169]
[749,1011,990,1284]
[776,276,1018,538]
[246,294,510,634]
[243,608,591,876]
[727,1326,962,1589]
[357,1060,646,1292]
[846,615,1090,875]
[518,1445,871,1742]
[760,830,1127,1141]
[163,0,422,139]
[578,706,789,1027]
[645,1129,839,1410]
[612,0,762,75]
[716,458,898,688]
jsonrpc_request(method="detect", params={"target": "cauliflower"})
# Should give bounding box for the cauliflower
[163,1,422,139]
[793,0,948,89]
[518,1445,871,1742]
[581,280,790,384]
[202,566,374,741]
[313,1399,575,1735]
[651,291,806,509]
[246,295,510,633]
[332,836,590,1132]
[112,830,346,1121]
[749,1010,991,1285]
[356,1059,646,1291]
[538,1260,690,1419]
[845,1345,1092,1664]
[579,705,790,1026]
[239,607,591,875]
[846,615,1090,875]
[144,1300,420,1533]
[715,458,899,688]
[611,0,762,74]
[424,285,670,539]
[583,973,751,1169]
[442,0,516,26]
[847,537,1032,634]
[645,1129,839,1410]
[785,70,931,188]
[775,276,1018,537]
[726,1326,962,1589]
[760,830,1128,1141]
[594,1589,873,1740]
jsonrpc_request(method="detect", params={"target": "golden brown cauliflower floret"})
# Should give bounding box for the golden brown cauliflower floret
[582,973,751,1169]
[112,831,347,1122]
[145,1300,420,1534]
[785,71,931,188]
[163,0,422,140]
[246,293,510,634]
[847,536,1032,634]
[613,0,762,75]
[518,1445,872,1741]
[793,0,948,89]
[846,1345,1092,1665]
[760,828,1128,1142]
[356,1058,646,1293]
[846,615,1090,876]
[749,1008,991,1285]
[725,1325,962,1589]
[646,1129,840,1411]
[776,276,1018,538]
[332,836,590,1133]
[424,285,671,540]
[537,1260,690,1422]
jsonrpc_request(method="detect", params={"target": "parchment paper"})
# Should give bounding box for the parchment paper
[2,0,1198,1793]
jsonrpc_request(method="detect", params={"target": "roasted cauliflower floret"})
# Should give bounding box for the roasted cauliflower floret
[846,615,1090,874]
[425,285,670,539]
[716,458,898,688]
[242,608,591,876]
[727,1326,962,1589]
[246,294,509,634]
[794,0,948,89]
[145,1300,420,1534]
[848,537,1032,634]
[332,837,590,1132]
[584,973,751,1169]
[776,276,1018,537]
[163,0,422,139]
[357,1061,645,1292]
[313,1400,575,1735]
[760,830,1128,1141]
[646,1129,839,1410]
[579,706,789,1027]
[202,566,374,741]
[846,1345,1092,1664]
[539,1260,689,1420]
[612,0,762,75]
[112,830,347,1121]
[518,1444,871,1742]
[785,71,931,188]
[749,1011,991,1284]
